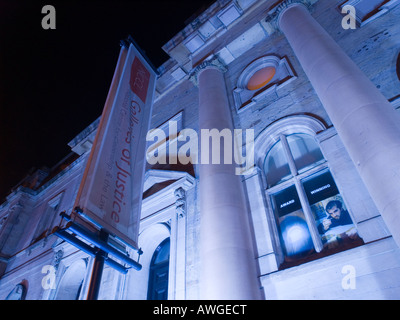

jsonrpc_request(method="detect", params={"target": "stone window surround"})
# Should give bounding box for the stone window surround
[248,114,390,276]
[233,54,296,112]
[254,115,331,265]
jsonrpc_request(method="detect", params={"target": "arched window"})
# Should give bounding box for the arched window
[147,238,170,300]
[263,133,325,187]
[257,117,363,268]
[54,259,87,300]
[5,283,27,300]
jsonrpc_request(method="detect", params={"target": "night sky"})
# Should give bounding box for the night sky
[0,0,213,200]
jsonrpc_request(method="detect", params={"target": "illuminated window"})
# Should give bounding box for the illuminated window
[247,66,276,90]
[264,133,363,268]
[233,55,296,112]
[263,133,324,188]
[263,139,291,187]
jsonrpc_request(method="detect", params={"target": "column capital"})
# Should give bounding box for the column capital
[189,55,227,86]
[265,0,314,33]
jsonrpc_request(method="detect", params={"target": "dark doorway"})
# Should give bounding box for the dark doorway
[147,238,170,300]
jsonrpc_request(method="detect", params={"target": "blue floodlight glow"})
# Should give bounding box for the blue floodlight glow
[280,216,314,258]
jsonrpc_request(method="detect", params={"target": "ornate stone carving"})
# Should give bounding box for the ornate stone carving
[265,0,314,33]
[53,249,64,270]
[174,187,186,218]
[189,55,227,86]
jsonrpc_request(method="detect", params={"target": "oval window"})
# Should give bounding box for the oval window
[247,66,276,90]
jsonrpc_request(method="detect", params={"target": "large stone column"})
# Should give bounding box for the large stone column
[192,58,261,299]
[276,2,400,246]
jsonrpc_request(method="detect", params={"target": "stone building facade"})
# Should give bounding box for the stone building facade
[1,0,400,299]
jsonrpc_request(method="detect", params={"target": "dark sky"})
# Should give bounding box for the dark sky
[0,0,213,200]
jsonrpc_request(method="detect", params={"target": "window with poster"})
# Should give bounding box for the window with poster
[264,133,363,269]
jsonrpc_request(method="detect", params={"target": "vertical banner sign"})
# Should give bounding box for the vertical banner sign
[72,43,157,249]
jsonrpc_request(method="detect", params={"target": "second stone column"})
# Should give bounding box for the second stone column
[195,60,261,300]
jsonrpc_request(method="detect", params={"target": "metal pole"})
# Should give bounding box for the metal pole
[86,229,108,300]
[60,215,142,270]
[53,227,129,274]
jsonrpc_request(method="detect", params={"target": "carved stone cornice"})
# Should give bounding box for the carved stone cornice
[189,55,227,86]
[53,249,64,270]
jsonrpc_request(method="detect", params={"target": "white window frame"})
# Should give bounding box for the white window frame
[264,133,328,255]
[254,115,328,264]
